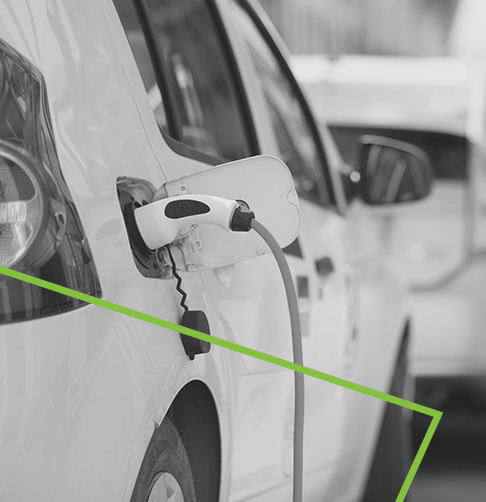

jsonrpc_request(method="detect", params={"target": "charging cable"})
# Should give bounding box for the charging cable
[251,219,304,502]
[135,195,304,502]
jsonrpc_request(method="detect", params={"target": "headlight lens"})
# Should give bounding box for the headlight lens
[0,141,48,267]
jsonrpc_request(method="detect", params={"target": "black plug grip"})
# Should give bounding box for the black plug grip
[165,199,210,219]
[230,204,255,232]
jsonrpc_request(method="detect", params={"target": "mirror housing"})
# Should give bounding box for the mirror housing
[156,155,300,271]
[357,135,433,205]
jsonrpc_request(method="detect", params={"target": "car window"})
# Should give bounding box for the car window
[330,126,467,180]
[230,0,331,206]
[114,0,253,162]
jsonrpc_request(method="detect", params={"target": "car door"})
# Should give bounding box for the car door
[226,1,364,498]
[112,1,300,500]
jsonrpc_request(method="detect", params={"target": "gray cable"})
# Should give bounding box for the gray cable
[251,219,304,502]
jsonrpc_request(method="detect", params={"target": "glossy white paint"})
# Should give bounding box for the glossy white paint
[1,1,236,500]
[0,1,410,502]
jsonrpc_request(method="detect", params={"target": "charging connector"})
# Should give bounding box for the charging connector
[135,194,255,250]
[134,193,304,502]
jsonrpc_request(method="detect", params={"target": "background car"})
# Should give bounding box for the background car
[0,1,431,501]
[293,53,486,410]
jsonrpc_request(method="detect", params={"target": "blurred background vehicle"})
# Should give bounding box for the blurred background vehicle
[292,54,486,413]
[259,0,459,58]
[448,0,486,58]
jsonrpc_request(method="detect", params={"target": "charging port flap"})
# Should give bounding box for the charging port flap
[157,155,300,271]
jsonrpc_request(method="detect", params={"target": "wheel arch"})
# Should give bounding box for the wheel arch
[166,380,222,502]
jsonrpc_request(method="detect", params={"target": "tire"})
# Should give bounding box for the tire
[130,417,197,502]
[362,338,413,502]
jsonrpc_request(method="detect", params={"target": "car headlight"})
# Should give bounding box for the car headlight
[0,39,101,323]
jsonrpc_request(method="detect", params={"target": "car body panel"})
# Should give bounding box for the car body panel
[1,1,236,500]
[0,2,411,501]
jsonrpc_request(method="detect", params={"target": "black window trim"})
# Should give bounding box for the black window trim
[236,0,337,207]
[130,0,260,164]
[133,0,182,140]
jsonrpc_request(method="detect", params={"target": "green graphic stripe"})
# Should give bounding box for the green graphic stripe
[0,265,442,501]
[396,413,442,502]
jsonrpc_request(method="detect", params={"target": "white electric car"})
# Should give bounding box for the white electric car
[293,54,486,409]
[0,2,431,502]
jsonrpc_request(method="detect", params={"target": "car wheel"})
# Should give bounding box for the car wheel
[362,337,413,502]
[131,417,197,502]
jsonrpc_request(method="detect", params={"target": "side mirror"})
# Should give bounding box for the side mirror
[358,135,433,205]
[156,155,300,271]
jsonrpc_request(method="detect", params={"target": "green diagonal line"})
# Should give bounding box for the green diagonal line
[0,265,442,500]
[396,412,442,502]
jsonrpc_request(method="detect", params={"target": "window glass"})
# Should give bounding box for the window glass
[329,127,467,180]
[115,0,251,162]
[230,0,327,205]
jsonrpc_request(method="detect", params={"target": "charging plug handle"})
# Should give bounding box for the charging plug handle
[134,194,250,250]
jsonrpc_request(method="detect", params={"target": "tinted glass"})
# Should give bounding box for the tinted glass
[115,0,252,162]
[330,126,467,180]
[231,1,327,205]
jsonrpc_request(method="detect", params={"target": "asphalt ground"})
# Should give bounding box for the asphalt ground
[411,411,486,502]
